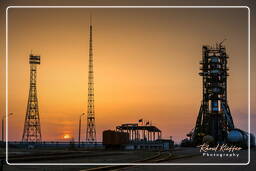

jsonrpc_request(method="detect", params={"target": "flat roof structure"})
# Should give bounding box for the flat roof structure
[116,123,162,142]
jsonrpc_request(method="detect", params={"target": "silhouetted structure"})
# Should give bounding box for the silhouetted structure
[86,16,96,142]
[22,54,42,142]
[192,42,234,145]
[116,123,162,141]
[103,130,129,148]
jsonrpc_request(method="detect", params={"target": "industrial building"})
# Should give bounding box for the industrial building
[103,121,173,151]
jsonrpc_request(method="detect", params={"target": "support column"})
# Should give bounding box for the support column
[131,130,133,141]
[147,131,149,141]
[132,130,134,141]
[135,130,137,141]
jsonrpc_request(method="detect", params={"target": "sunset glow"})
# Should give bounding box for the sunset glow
[63,134,71,139]
[3,7,252,143]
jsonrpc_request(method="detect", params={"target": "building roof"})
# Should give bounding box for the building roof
[116,123,161,132]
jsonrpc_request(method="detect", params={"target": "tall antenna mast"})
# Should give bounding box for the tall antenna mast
[86,15,96,142]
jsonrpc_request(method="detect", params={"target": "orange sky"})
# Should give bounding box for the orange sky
[1,7,253,142]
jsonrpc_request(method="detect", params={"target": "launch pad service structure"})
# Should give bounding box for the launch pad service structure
[188,42,255,147]
[191,42,235,145]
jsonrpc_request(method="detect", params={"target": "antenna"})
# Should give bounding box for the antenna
[90,13,92,25]
[86,14,96,142]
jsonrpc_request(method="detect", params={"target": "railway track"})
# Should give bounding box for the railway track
[80,150,201,171]
[80,151,172,171]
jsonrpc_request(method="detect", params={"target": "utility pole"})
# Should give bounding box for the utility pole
[78,113,85,147]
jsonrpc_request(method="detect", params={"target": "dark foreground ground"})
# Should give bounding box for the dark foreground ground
[120,148,255,171]
[1,147,255,171]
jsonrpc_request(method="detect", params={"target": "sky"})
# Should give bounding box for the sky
[0,6,253,143]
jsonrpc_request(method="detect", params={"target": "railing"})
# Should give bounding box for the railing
[7,141,101,144]
[4,141,103,148]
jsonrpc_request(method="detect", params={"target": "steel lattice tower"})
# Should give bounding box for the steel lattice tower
[192,42,234,145]
[86,18,96,142]
[22,54,42,142]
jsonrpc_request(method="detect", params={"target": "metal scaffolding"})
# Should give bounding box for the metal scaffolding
[192,42,234,145]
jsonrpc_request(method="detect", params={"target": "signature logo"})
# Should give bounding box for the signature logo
[197,143,242,158]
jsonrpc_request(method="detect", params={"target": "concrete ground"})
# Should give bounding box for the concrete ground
[120,148,255,171]
[1,150,157,171]
[1,147,255,171]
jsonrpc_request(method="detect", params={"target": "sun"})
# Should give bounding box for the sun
[63,134,71,139]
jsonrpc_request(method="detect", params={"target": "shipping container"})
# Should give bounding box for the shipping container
[103,130,129,146]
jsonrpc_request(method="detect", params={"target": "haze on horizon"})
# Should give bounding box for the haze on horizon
[5,8,251,142]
